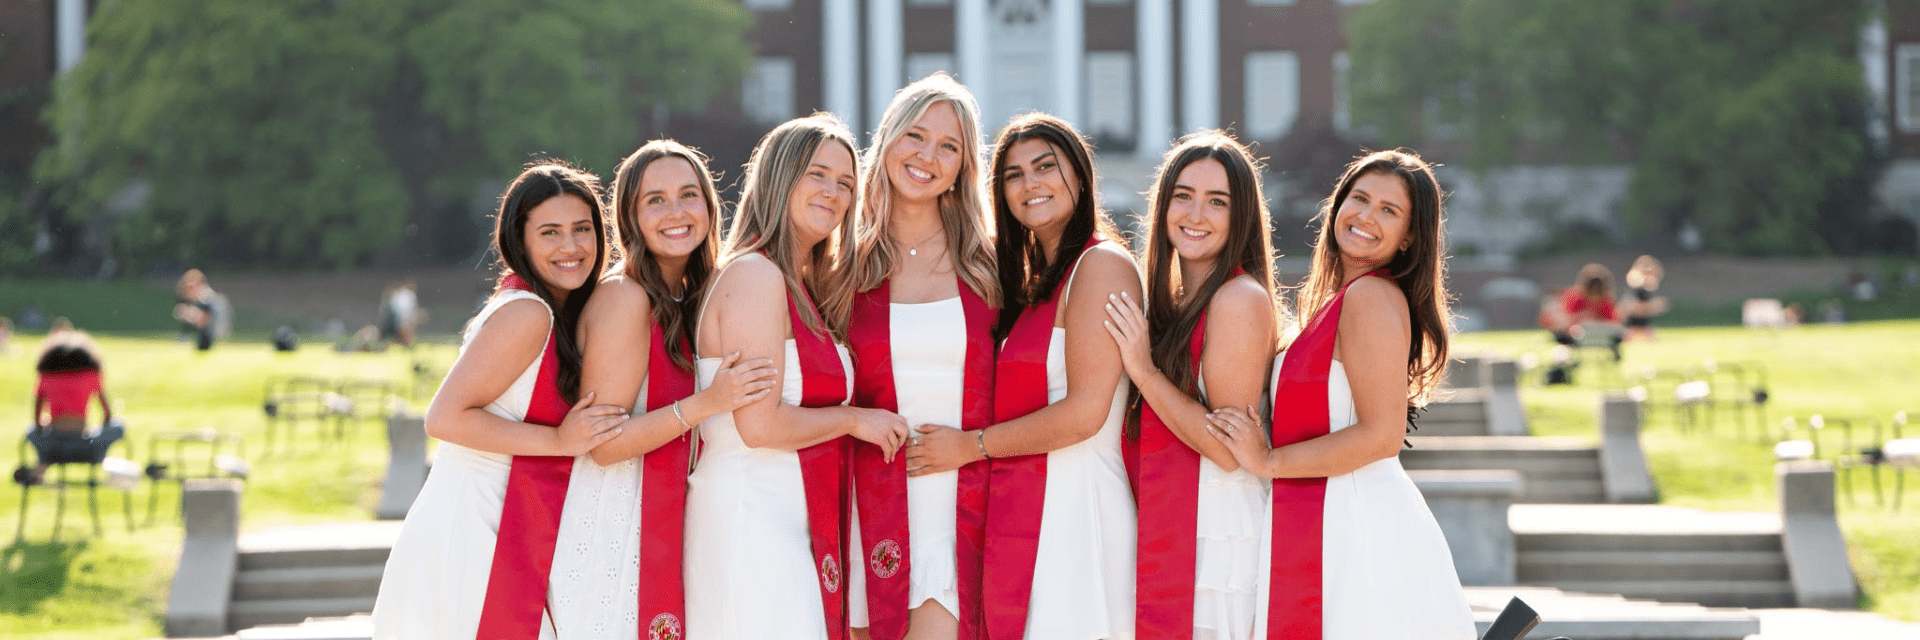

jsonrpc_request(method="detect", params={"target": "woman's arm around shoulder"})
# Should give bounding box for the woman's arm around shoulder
[425,297,624,456]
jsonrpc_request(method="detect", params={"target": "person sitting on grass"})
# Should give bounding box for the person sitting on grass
[1539,262,1623,360]
[15,329,124,486]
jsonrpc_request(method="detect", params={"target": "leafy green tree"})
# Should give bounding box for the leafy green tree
[36,0,749,268]
[1347,0,1875,255]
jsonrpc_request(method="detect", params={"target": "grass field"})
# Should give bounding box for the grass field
[0,319,1915,638]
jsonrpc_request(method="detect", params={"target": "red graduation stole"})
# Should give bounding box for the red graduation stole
[1264,271,1380,640]
[1124,266,1247,639]
[788,286,853,640]
[638,320,693,640]
[848,277,995,640]
[475,274,575,639]
[1123,312,1208,638]
[976,237,1101,640]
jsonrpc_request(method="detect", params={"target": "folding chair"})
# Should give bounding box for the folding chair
[13,427,137,543]
[144,428,248,525]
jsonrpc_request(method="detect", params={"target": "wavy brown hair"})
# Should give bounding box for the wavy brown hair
[491,161,609,403]
[1298,148,1453,407]
[988,112,1119,338]
[1137,131,1281,407]
[849,73,1000,307]
[721,113,862,341]
[609,140,722,372]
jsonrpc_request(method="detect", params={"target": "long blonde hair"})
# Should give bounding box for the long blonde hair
[721,113,862,340]
[849,73,999,307]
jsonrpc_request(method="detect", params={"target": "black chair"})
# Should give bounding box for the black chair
[143,428,247,525]
[261,375,345,454]
[13,427,137,543]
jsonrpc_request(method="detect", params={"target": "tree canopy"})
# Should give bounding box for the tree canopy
[34,0,749,269]
[1346,0,1878,255]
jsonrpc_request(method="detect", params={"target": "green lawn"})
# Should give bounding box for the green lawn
[1455,319,1920,621]
[1,320,1916,638]
[0,333,453,639]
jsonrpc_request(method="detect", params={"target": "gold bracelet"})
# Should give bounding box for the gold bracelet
[671,401,694,430]
[976,429,992,460]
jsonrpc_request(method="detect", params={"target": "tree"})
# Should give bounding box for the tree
[1346,0,1876,255]
[35,0,749,268]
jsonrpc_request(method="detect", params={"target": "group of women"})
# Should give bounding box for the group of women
[370,73,1476,640]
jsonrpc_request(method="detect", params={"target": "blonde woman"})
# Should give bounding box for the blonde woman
[846,73,1000,640]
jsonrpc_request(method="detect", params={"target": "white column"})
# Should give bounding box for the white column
[867,0,905,133]
[55,0,86,74]
[1136,0,1174,157]
[1051,0,1084,127]
[824,0,860,127]
[957,0,991,129]
[1180,0,1219,133]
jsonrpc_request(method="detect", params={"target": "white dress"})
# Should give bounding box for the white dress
[850,297,966,625]
[545,380,650,638]
[372,290,562,640]
[1191,373,1271,640]
[1022,258,1136,639]
[1253,360,1477,640]
[684,340,853,640]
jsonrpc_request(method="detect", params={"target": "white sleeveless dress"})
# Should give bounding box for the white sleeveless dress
[1253,360,1476,639]
[372,290,562,640]
[850,297,966,625]
[684,340,853,640]
[1022,260,1137,640]
[545,379,652,638]
[1191,372,1271,640]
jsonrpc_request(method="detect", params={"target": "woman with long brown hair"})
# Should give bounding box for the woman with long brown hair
[683,113,910,640]
[1103,131,1279,640]
[1209,149,1474,639]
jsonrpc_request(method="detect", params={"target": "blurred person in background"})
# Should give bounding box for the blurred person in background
[1620,255,1668,342]
[1539,262,1622,359]
[16,328,123,486]
[173,268,231,350]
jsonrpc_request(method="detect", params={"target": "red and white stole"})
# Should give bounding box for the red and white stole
[788,286,854,640]
[1125,267,1247,639]
[975,237,1101,640]
[638,320,693,640]
[1264,271,1381,640]
[474,274,575,640]
[848,277,995,640]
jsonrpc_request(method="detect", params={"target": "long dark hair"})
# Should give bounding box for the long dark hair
[1138,131,1280,406]
[1299,149,1452,406]
[492,161,608,403]
[611,140,721,372]
[988,113,1118,337]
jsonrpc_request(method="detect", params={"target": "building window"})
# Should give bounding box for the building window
[1244,51,1300,142]
[742,0,792,11]
[743,56,796,126]
[907,53,957,84]
[909,0,952,6]
[1247,0,1297,6]
[1331,51,1351,134]
[1085,51,1135,148]
[1900,44,1920,133]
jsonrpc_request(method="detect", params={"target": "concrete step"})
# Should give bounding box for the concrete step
[1401,452,1602,478]
[1520,550,1791,581]
[1519,532,1784,553]
[239,547,391,571]
[233,565,385,601]
[1515,481,1607,504]
[233,614,373,639]
[1410,419,1488,437]
[228,597,378,631]
[1465,586,1761,640]
[1529,579,1798,609]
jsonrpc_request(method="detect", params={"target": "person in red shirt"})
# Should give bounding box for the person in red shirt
[1539,262,1624,358]
[17,329,122,486]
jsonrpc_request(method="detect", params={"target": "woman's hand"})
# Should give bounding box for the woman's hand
[848,407,910,463]
[904,424,977,476]
[1102,291,1158,384]
[553,391,626,455]
[1207,404,1274,477]
[692,351,779,419]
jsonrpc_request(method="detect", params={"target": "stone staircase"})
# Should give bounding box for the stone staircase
[226,522,395,631]
[1402,435,1607,503]
[1516,531,1795,608]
